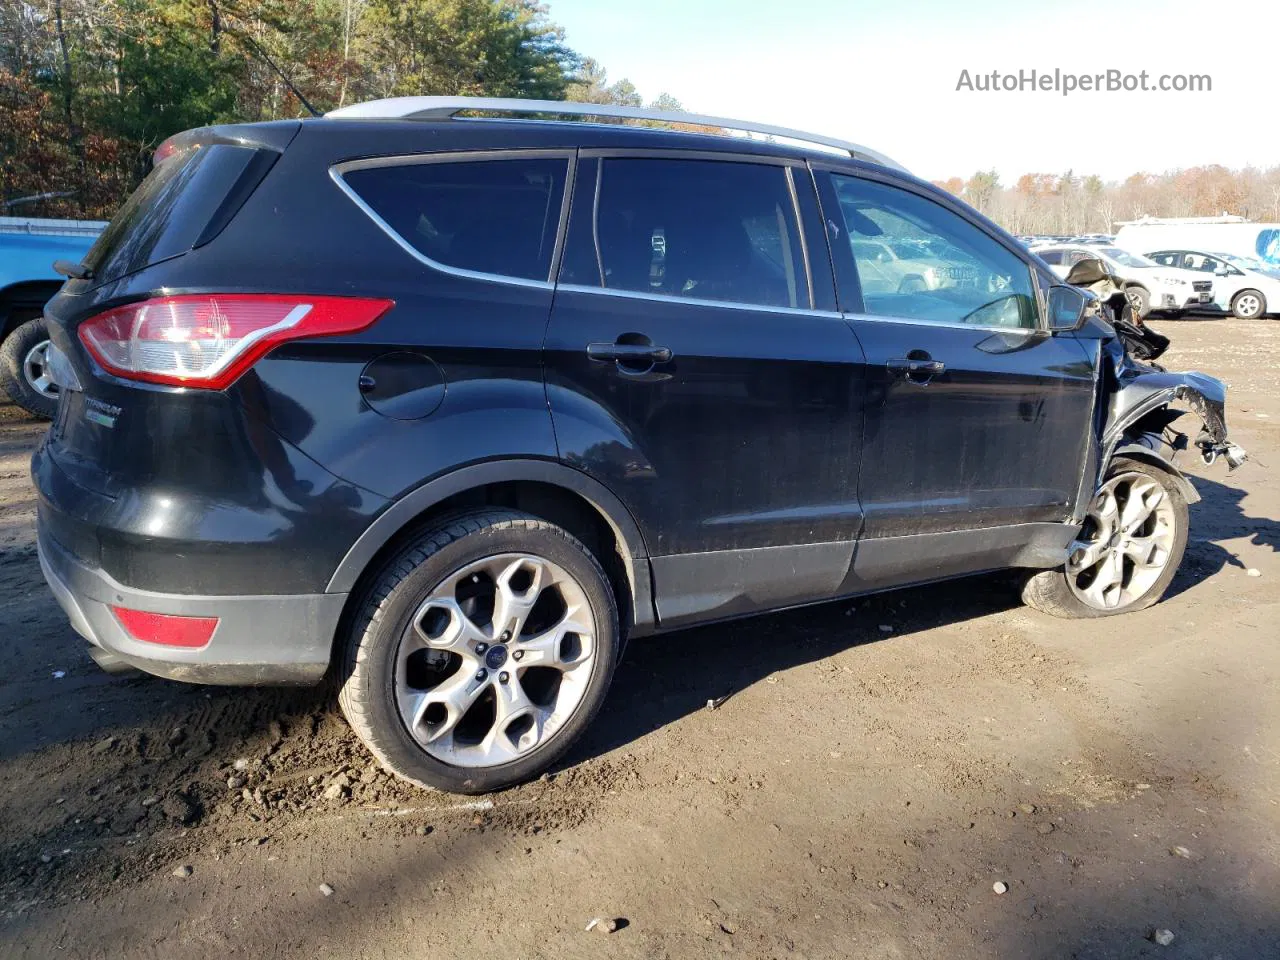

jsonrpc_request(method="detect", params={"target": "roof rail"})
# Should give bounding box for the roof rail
[325,96,907,173]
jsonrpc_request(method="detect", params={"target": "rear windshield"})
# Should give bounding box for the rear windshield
[83,144,263,285]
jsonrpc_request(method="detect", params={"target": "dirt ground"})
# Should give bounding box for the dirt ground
[0,317,1276,960]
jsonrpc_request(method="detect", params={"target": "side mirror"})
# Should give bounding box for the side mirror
[1215,266,1231,276]
[1046,284,1092,332]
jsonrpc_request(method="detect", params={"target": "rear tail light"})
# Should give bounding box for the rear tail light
[111,606,219,648]
[152,136,190,166]
[77,294,393,389]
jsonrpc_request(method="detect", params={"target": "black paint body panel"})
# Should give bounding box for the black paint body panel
[34,114,1117,661]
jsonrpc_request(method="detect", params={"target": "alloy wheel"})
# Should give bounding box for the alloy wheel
[22,339,58,400]
[394,553,597,768]
[1066,471,1177,611]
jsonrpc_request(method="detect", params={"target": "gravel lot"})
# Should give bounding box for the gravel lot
[1,317,1276,959]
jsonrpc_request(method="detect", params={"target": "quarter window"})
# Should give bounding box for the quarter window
[831,175,1038,329]
[340,156,567,281]
[569,158,808,309]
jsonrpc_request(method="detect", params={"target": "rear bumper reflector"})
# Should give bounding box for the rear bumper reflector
[110,606,219,648]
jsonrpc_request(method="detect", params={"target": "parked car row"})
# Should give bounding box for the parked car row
[1033,243,1213,318]
[1018,228,1280,319]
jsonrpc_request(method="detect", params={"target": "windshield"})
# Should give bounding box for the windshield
[1218,253,1262,271]
[1213,252,1280,278]
[1099,246,1157,268]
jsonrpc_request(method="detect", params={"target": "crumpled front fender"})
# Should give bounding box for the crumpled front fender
[1100,341,1245,473]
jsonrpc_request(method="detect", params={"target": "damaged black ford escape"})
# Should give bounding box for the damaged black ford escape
[33,97,1245,793]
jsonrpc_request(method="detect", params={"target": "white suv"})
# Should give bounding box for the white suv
[1035,244,1213,317]
[1147,250,1280,319]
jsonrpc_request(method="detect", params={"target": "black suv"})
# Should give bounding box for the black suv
[33,98,1242,793]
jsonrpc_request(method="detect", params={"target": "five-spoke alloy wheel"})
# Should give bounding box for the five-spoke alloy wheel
[338,511,620,794]
[1022,458,1188,618]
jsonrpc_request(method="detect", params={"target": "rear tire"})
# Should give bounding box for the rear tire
[0,316,58,420]
[337,510,621,794]
[1230,289,1266,319]
[1022,458,1188,618]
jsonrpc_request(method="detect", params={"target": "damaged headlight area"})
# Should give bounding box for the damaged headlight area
[1102,341,1248,480]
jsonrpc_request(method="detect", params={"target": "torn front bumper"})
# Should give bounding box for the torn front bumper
[1102,358,1248,473]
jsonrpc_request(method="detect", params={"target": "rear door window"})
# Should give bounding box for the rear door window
[84,144,266,285]
[564,157,808,309]
[338,156,568,282]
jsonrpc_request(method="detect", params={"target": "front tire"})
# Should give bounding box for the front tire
[1022,458,1188,618]
[1230,289,1266,319]
[0,316,58,419]
[1124,285,1151,318]
[337,510,621,794]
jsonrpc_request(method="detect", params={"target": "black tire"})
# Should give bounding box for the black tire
[0,316,58,420]
[337,509,621,794]
[1124,285,1150,318]
[1022,458,1188,619]
[1229,289,1266,319]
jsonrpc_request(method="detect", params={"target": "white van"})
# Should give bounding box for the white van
[1115,222,1280,268]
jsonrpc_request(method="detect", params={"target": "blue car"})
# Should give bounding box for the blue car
[1,215,107,417]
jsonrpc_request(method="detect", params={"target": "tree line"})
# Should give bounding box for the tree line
[933,165,1280,236]
[0,0,679,219]
[5,2,1277,233]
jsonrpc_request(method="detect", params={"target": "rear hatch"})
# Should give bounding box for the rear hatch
[43,122,300,499]
[78,124,297,291]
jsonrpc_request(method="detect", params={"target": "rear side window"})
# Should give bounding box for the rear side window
[564,158,808,309]
[1037,248,1064,265]
[84,144,266,285]
[340,156,567,282]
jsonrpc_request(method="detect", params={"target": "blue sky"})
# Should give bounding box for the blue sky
[547,0,1276,183]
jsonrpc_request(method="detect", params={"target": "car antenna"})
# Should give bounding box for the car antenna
[229,28,322,118]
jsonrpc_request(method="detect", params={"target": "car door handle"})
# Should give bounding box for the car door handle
[586,342,673,364]
[886,355,945,384]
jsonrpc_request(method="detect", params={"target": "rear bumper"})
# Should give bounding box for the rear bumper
[38,525,343,686]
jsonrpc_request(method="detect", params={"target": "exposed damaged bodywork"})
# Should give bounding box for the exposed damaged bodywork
[1093,329,1247,508]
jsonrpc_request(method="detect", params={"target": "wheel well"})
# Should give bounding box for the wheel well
[1109,447,1200,505]
[0,281,61,339]
[334,480,638,653]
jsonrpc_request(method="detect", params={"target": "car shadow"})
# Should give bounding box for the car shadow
[577,468,1271,768]
[1163,472,1277,601]
[577,571,1023,764]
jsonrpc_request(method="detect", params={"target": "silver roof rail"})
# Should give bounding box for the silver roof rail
[325,96,907,173]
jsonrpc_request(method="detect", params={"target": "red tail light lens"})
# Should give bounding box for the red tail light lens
[78,294,394,389]
[111,606,219,648]
[152,136,188,166]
